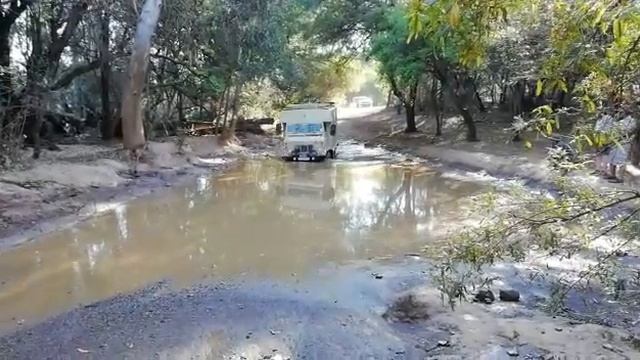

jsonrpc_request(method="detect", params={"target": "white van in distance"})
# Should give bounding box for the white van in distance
[279,103,338,162]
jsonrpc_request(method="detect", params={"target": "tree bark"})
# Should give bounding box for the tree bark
[0,27,11,133]
[0,1,35,133]
[451,92,478,141]
[404,102,417,133]
[0,27,11,106]
[221,84,231,132]
[121,0,163,150]
[387,75,418,132]
[177,92,184,124]
[0,1,34,100]
[631,129,640,166]
[432,60,478,141]
[99,10,112,140]
[474,85,486,112]
[431,79,442,136]
[404,80,418,133]
[229,81,243,134]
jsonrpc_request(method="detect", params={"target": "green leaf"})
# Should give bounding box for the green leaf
[557,79,568,93]
[536,79,544,96]
[592,7,606,28]
[407,1,423,43]
[449,2,461,28]
[613,19,624,43]
[584,96,596,113]
[545,122,553,136]
[500,7,508,23]
[524,140,533,149]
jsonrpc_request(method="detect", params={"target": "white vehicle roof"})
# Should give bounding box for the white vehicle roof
[280,103,337,124]
[284,103,336,110]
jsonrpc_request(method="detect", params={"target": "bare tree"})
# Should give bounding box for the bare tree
[121,0,162,151]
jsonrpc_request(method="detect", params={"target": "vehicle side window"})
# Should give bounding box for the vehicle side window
[330,124,336,136]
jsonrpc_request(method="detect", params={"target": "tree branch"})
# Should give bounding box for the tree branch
[150,53,202,78]
[49,60,99,91]
[1,0,33,29]
[47,1,88,67]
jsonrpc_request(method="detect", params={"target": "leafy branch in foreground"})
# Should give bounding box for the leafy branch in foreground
[431,178,640,311]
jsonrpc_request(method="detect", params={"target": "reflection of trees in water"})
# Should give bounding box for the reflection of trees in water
[333,166,481,239]
[74,162,480,280]
[43,162,478,289]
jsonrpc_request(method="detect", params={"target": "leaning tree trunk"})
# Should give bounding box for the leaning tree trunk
[121,0,163,151]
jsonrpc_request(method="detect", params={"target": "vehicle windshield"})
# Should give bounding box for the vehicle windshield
[286,123,323,135]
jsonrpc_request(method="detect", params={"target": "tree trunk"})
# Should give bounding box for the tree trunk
[0,27,11,106]
[433,61,478,141]
[445,82,477,141]
[0,0,34,112]
[229,82,243,134]
[221,84,231,132]
[490,84,496,105]
[0,27,11,134]
[448,81,477,140]
[99,10,113,140]
[404,81,418,133]
[431,79,442,136]
[500,84,507,105]
[31,91,44,159]
[404,103,417,133]
[631,129,640,166]
[121,0,163,151]
[455,101,477,141]
[177,92,184,124]
[474,85,486,112]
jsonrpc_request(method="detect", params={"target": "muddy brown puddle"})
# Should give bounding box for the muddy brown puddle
[0,158,485,333]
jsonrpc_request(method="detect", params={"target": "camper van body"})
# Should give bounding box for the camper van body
[279,103,338,161]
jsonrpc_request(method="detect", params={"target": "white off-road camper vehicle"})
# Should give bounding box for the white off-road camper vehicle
[279,103,338,161]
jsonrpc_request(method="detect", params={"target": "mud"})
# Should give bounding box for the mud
[2,260,637,359]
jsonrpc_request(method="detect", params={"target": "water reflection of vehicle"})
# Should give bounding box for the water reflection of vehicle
[279,166,336,212]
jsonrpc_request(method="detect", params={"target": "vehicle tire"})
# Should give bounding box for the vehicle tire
[327,150,335,159]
